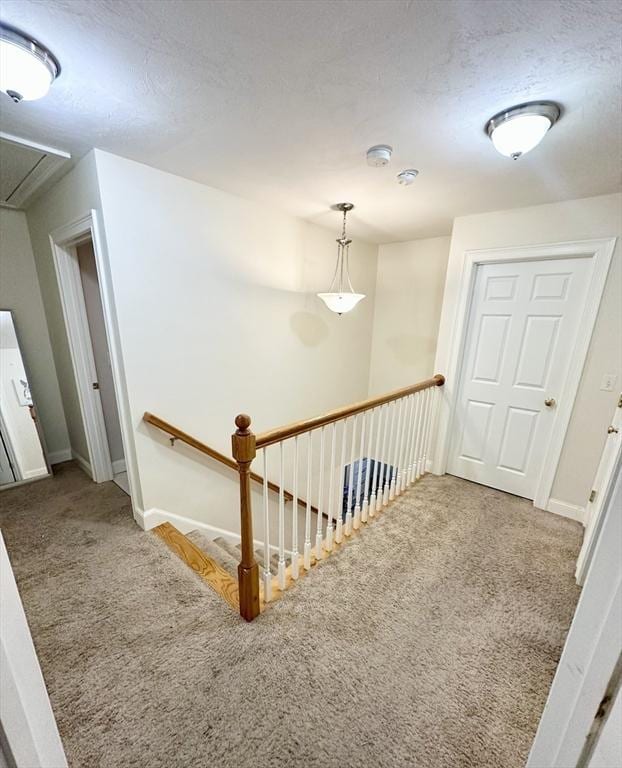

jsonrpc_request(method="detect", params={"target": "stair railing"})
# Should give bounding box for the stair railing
[143,411,316,512]
[232,374,445,621]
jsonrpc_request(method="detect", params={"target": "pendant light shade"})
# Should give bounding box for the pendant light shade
[317,292,366,314]
[317,203,366,315]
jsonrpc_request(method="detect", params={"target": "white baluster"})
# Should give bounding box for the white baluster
[316,426,325,559]
[416,389,430,479]
[409,392,422,485]
[413,390,425,483]
[426,385,440,473]
[378,402,390,511]
[396,396,407,496]
[422,386,437,476]
[262,448,272,602]
[353,410,366,529]
[345,414,357,535]
[362,407,374,522]
[278,441,286,591]
[335,419,347,543]
[392,398,402,498]
[304,431,312,570]
[291,435,299,580]
[399,396,413,493]
[421,387,434,475]
[383,402,396,506]
[325,422,336,552]
[370,405,383,515]
[390,398,404,500]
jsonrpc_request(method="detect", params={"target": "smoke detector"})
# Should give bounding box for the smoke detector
[366,144,393,167]
[397,169,419,186]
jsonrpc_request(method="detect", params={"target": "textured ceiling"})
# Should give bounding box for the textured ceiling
[0,0,620,242]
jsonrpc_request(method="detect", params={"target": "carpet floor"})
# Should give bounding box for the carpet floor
[0,461,582,768]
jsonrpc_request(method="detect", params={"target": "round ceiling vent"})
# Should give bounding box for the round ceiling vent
[366,144,393,167]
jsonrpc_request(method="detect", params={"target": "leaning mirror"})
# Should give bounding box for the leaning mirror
[0,310,50,486]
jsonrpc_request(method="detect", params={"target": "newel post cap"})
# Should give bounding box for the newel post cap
[232,413,256,463]
[235,413,252,433]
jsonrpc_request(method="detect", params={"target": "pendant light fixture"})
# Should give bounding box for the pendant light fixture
[486,101,560,160]
[317,203,366,315]
[0,23,60,103]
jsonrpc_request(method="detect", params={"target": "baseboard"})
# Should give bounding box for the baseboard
[139,507,291,555]
[22,467,49,480]
[141,507,240,540]
[71,451,93,479]
[48,448,72,465]
[111,459,126,475]
[546,498,585,525]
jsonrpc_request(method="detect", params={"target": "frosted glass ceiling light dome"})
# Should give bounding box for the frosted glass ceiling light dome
[0,24,60,102]
[486,102,560,160]
[317,203,365,316]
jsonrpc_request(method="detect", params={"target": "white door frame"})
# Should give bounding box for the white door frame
[0,409,21,482]
[432,238,616,511]
[575,399,622,585]
[526,453,622,767]
[1,531,68,768]
[49,212,139,505]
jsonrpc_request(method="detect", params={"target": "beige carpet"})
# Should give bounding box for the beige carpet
[0,462,582,768]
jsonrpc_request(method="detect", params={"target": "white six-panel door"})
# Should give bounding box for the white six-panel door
[448,257,592,500]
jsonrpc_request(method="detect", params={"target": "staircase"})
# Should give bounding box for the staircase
[187,532,281,578]
[145,374,445,621]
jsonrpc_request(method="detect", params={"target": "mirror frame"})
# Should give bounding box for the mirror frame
[0,308,52,487]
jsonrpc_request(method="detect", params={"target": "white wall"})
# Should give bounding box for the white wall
[93,150,378,529]
[368,236,450,395]
[0,208,69,462]
[26,153,103,464]
[434,193,622,510]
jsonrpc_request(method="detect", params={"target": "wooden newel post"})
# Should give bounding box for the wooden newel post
[232,414,260,622]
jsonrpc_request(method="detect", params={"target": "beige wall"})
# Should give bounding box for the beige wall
[434,193,622,509]
[0,208,69,460]
[93,150,378,529]
[368,236,450,395]
[26,153,103,464]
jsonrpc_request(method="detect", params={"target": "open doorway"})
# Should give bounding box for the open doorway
[75,239,128,494]
[50,213,131,498]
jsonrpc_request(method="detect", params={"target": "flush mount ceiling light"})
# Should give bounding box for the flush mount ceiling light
[0,23,60,102]
[486,101,560,160]
[317,203,366,315]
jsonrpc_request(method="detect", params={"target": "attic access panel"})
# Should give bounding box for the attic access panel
[0,133,70,209]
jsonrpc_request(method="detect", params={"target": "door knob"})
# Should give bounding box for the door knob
[608,426,619,434]
[544,398,556,407]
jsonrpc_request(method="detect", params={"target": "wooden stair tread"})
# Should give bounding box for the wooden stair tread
[186,530,239,579]
[153,523,239,611]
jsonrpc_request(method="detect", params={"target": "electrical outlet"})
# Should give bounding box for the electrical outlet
[600,373,618,392]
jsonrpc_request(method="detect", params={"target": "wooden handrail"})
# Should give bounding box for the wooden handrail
[255,374,445,449]
[143,411,317,512]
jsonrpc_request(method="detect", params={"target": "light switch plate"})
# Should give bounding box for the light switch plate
[600,373,618,392]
